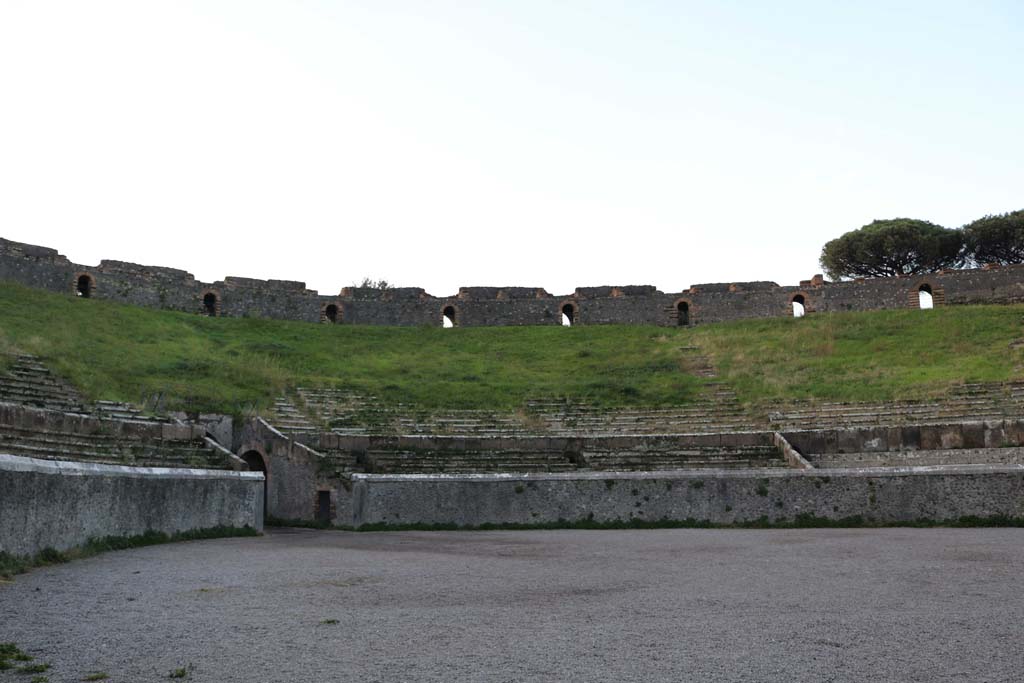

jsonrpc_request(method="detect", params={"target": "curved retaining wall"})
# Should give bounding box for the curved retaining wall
[0,454,264,558]
[347,466,1024,527]
[3,237,1023,327]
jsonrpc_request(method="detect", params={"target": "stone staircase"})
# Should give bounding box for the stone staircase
[269,394,321,435]
[0,354,88,412]
[0,354,169,423]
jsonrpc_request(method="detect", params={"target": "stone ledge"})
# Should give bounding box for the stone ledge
[0,452,265,481]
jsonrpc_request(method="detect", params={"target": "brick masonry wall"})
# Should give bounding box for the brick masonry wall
[3,237,1024,327]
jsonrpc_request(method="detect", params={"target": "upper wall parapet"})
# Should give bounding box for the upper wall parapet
[2,236,1023,327]
[98,260,196,279]
[457,287,552,300]
[339,286,431,301]
[0,238,68,263]
[575,285,661,298]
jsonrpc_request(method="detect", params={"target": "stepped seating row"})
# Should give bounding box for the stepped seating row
[358,445,785,474]
[269,396,320,434]
[771,402,1017,430]
[274,382,1024,443]
[313,432,787,474]
[0,355,87,412]
[770,383,1024,431]
[808,447,1024,469]
[0,355,167,422]
[0,403,230,469]
[580,445,786,471]
[276,386,763,437]
[92,400,168,424]
[364,449,578,474]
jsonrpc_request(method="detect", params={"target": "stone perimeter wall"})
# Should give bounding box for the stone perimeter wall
[4,237,1024,327]
[347,466,1024,528]
[0,453,264,558]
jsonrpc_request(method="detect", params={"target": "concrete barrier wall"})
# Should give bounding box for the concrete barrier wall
[0,453,264,558]
[348,466,1024,528]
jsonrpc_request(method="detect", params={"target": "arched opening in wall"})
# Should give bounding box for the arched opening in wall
[324,304,339,323]
[918,284,934,309]
[792,294,806,318]
[677,301,690,326]
[561,302,577,327]
[442,305,456,328]
[241,450,268,520]
[75,274,94,298]
[203,292,219,317]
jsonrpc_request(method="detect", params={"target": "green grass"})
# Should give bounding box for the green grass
[1,281,1022,414]
[690,304,1024,404]
[0,282,701,413]
[0,643,33,672]
[168,665,193,679]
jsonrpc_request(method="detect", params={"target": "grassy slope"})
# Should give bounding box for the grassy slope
[691,305,1024,403]
[0,283,701,413]
[0,282,1021,414]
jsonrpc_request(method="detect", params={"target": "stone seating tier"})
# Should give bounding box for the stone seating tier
[808,447,1024,469]
[0,404,232,469]
[0,355,87,412]
[364,450,579,474]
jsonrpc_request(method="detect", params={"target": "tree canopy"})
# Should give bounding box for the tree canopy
[819,218,964,280]
[963,210,1024,266]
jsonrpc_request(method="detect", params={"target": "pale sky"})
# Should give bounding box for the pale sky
[1,1,1021,296]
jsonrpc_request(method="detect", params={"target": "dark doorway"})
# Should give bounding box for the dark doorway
[918,284,934,309]
[241,450,268,520]
[792,294,806,318]
[76,274,93,298]
[561,303,576,327]
[442,305,456,328]
[677,301,690,326]
[203,292,218,317]
[317,491,332,525]
[324,304,339,323]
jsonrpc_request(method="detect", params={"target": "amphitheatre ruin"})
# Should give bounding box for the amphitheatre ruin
[2,234,1023,535]
[2,235,1024,680]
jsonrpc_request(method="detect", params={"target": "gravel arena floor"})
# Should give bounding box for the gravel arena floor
[2,527,1023,682]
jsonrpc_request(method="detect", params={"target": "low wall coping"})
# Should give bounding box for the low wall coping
[0,452,265,481]
[351,463,1024,484]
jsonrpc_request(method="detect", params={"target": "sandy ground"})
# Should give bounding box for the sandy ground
[1,527,1023,682]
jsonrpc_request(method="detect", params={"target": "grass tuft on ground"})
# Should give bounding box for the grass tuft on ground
[1,281,1022,414]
